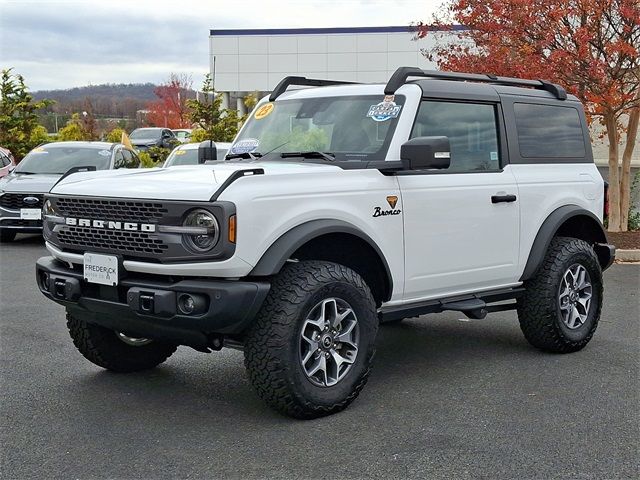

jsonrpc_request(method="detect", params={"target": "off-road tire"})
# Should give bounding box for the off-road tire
[67,313,177,372]
[244,261,378,419]
[0,230,16,242]
[517,236,603,353]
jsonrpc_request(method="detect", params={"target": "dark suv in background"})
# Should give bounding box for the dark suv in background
[129,128,178,152]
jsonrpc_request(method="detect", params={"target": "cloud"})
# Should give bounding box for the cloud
[0,0,438,90]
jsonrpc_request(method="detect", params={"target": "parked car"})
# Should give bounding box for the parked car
[0,147,15,178]
[162,142,231,167]
[171,129,192,143]
[0,141,140,242]
[36,68,614,419]
[129,128,178,152]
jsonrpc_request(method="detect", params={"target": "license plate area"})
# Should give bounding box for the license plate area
[83,253,119,286]
[20,208,42,220]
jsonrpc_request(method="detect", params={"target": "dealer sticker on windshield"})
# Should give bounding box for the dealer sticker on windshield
[367,98,402,122]
[230,138,259,155]
[84,253,118,286]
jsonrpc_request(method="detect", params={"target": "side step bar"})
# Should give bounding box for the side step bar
[379,287,524,322]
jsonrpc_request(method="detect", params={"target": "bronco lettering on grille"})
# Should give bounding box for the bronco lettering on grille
[64,217,156,232]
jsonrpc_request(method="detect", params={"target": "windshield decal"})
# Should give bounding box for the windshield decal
[230,138,260,155]
[175,149,187,155]
[98,150,111,157]
[367,98,402,122]
[254,103,274,120]
[31,147,47,154]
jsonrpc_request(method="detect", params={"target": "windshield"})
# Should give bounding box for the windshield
[130,129,161,139]
[15,146,112,174]
[230,95,405,161]
[164,146,230,167]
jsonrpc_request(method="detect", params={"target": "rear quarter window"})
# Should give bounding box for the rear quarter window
[514,103,586,158]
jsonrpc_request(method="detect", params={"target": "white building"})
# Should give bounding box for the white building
[208,26,464,113]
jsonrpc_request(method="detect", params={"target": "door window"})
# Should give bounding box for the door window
[411,101,500,172]
[113,150,126,169]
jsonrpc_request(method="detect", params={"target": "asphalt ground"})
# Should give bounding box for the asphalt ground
[1,235,638,480]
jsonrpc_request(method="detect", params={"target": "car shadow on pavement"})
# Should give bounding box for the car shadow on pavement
[63,315,533,423]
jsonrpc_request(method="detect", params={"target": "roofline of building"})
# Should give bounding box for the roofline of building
[209,25,468,36]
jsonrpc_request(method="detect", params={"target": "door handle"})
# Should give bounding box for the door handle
[491,194,517,203]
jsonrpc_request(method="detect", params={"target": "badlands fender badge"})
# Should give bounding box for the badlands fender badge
[373,195,401,217]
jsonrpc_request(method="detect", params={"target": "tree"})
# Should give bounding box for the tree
[417,0,640,231]
[0,68,53,159]
[57,113,93,141]
[80,98,98,140]
[105,127,126,143]
[186,74,245,142]
[146,73,193,129]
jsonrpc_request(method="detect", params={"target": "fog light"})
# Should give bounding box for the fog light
[177,293,207,315]
[40,271,50,291]
[179,294,195,314]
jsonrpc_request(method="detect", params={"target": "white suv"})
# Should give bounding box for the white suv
[36,68,615,418]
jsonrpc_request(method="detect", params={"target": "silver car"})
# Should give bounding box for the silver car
[162,142,231,167]
[0,141,140,242]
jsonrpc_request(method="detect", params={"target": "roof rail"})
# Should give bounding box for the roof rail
[269,76,358,101]
[384,67,567,100]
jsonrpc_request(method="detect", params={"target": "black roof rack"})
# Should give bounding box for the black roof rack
[269,76,358,101]
[384,67,567,100]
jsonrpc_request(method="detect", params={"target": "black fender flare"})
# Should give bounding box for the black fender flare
[520,205,611,281]
[249,219,393,300]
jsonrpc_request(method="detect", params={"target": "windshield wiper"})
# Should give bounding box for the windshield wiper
[225,151,263,160]
[280,151,336,162]
[15,171,37,174]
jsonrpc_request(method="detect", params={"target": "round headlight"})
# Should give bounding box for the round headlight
[42,199,57,216]
[183,209,219,252]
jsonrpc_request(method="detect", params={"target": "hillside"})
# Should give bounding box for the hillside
[33,83,157,104]
[33,83,159,130]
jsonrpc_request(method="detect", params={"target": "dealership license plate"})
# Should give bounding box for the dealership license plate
[83,253,119,286]
[20,208,41,220]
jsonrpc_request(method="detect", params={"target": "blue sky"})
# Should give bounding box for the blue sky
[0,0,439,91]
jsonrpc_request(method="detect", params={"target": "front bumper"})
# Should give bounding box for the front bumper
[36,256,270,349]
[1,208,43,233]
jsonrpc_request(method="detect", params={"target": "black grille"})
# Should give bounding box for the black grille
[55,197,168,223]
[57,226,169,255]
[0,193,44,210]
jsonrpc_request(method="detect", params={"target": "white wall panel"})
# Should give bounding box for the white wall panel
[269,54,298,72]
[327,35,357,53]
[298,53,327,72]
[357,52,387,71]
[238,54,268,73]
[239,36,268,54]
[238,73,268,91]
[214,54,239,73]
[268,36,297,54]
[211,36,238,54]
[387,51,419,70]
[356,34,387,52]
[297,35,327,53]
[327,53,357,71]
[387,32,418,52]
[213,73,239,92]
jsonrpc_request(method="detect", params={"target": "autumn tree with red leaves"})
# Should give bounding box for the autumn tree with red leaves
[146,73,193,129]
[417,0,640,231]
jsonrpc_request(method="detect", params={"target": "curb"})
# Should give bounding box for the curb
[615,249,640,262]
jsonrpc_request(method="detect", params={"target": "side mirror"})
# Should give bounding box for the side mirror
[400,136,451,170]
[198,140,217,164]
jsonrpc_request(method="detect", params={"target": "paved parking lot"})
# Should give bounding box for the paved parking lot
[1,235,638,480]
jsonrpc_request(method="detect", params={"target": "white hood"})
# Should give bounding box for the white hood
[50,161,342,201]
